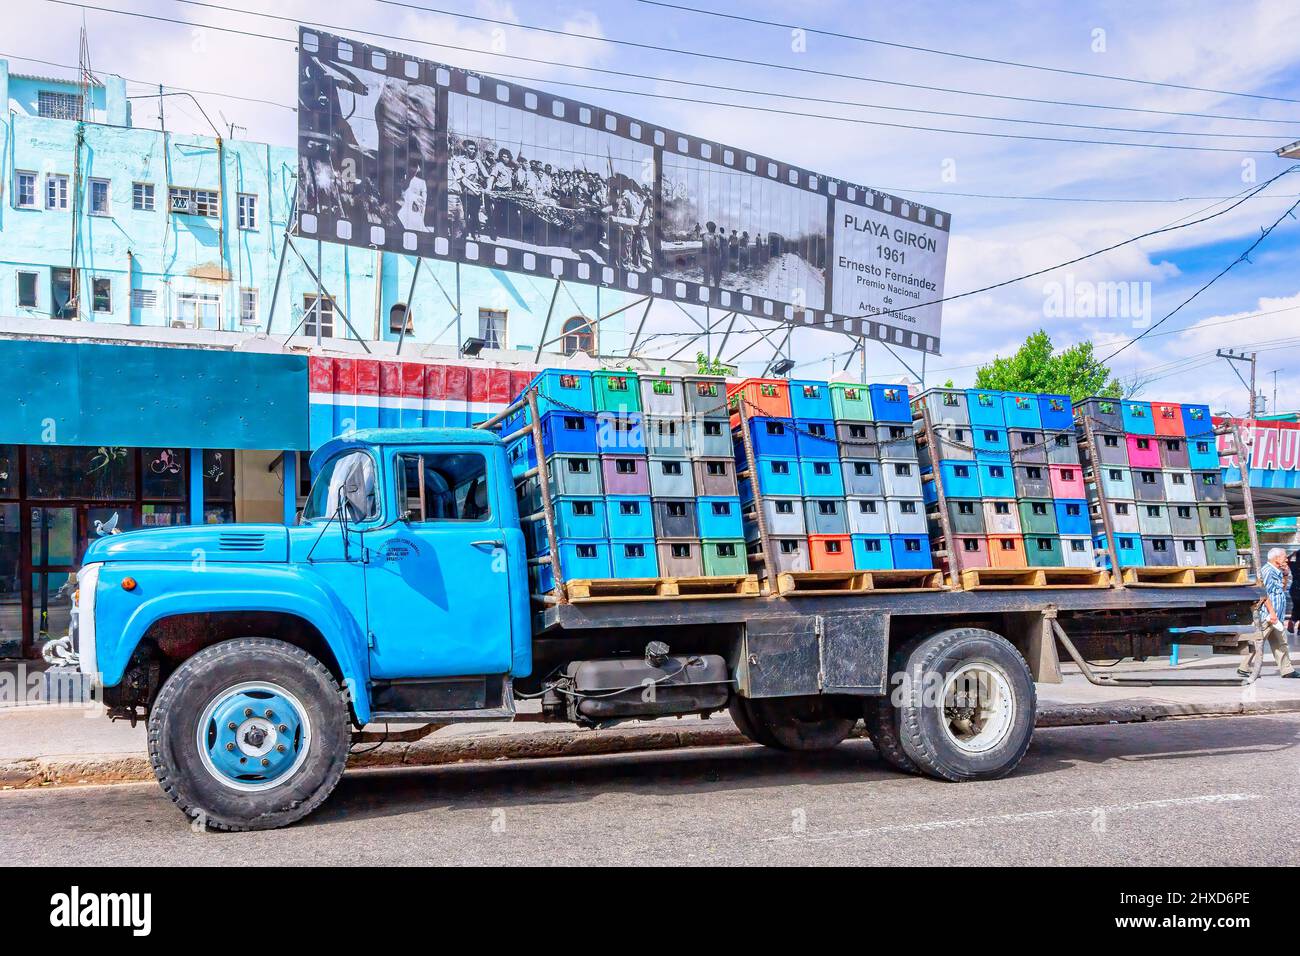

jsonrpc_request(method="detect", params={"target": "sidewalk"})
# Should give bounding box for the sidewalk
[3,658,1299,789]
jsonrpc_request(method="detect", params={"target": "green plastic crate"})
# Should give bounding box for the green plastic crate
[593,370,642,414]
[828,382,873,421]
[1018,498,1057,535]
[1024,534,1064,567]
[702,538,748,576]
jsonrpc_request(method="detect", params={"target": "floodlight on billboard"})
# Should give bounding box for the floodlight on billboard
[295,28,951,353]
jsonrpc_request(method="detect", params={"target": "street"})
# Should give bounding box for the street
[3,713,1298,866]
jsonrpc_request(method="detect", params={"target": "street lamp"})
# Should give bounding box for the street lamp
[1277,140,1300,159]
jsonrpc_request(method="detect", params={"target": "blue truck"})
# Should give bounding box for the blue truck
[47,396,1260,830]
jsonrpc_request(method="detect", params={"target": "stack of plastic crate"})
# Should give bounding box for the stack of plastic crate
[920,388,1092,571]
[510,369,610,592]
[1078,397,1230,569]
[732,377,930,574]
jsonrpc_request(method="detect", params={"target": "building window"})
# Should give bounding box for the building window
[303,294,334,338]
[478,308,506,350]
[37,90,83,120]
[175,292,221,329]
[239,288,258,326]
[89,178,111,216]
[15,171,37,209]
[237,193,257,230]
[389,303,412,335]
[132,182,155,211]
[560,315,594,356]
[16,272,38,308]
[91,277,112,313]
[169,187,219,217]
[46,174,69,210]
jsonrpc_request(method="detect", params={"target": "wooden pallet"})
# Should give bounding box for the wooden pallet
[776,568,945,596]
[1122,565,1250,587]
[959,567,1112,590]
[564,574,760,602]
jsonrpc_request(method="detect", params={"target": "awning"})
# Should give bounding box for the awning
[2,340,309,450]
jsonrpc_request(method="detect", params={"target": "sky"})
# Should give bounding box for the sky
[8,0,1300,414]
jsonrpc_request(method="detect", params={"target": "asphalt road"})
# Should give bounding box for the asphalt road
[4,714,1300,866]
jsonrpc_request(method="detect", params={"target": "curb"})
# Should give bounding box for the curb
[4,699,1299,791]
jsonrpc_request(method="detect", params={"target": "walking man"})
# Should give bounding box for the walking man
[1240,547,1299,679]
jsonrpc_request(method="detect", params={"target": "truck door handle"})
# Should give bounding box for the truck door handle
[471,539,505,549]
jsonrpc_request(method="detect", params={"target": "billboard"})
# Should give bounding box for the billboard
[296,28,951,353]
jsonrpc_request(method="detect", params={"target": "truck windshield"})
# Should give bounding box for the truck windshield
[303,450,378,522]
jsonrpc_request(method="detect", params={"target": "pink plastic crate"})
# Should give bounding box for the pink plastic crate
[1048,464,1086,499]
[1126,434,1162,469]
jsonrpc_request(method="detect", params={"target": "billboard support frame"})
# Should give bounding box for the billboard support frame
[282,235,372,353]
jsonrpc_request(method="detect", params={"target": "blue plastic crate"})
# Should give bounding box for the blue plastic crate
[972,425,1011,461]
[740,456,803,499]
[1038,394,1074,433]
[977,462,1016,498]
[594,411,645,455]
[1054,499,1090,536]
[606,496,654,539]
[525,369,595,417]
[1002,392,1042,429]
[1187,435,1219,470]
[697,496,744,539]
[513,411,598,465]
[610,538,659,578]
[1121,400,1155,436]
[1181,403,1214,437]
[736,416,798,459]
[799,458,846,497]
[890,534,932,569]
[966,389,1006,427]
[537,540,611,591]
[851,533,894,570]
[938,460,981,498]
[795,419,838,459]
[869,384,911,423]
[1093,533,1142,569]
[788,379,834,419]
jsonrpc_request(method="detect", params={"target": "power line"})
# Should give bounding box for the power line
[1098,194,1300,363]
[848,166,1299,321]
[636,0,1300,106]
[171,0,1300,142]
[367,0,1300,128]
[45,0,1287,156]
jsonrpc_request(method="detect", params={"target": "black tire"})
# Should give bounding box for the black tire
[728,695,779,747]
[740,694,858,751]
[862,694,920,774]
[148,638,350,831]
[893,627,1035,782]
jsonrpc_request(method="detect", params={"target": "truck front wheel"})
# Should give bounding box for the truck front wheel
[734,694,858,751]
[147,638,351,831]
[887,628,1035,782]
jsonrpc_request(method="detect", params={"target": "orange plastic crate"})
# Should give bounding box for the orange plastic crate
[987,535,1027,568]
[728,377,792,425]
[808,534,855,571]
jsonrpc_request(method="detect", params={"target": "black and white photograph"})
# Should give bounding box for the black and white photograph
[658,153,829,312]
[297,38,439,240]
[444,93,655,276]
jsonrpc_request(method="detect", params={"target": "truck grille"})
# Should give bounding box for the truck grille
[217,533,267,553]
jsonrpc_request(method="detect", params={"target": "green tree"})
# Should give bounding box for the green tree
[973,330,1122,403]
[696,352,736,376]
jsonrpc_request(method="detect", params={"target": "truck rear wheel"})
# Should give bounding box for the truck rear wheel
[147,638,350,831]
[736,695,858,751]
[861,695,919,774]
[891,628,1035,782]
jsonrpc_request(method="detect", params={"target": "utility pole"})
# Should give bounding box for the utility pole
[1217,348,1258,417]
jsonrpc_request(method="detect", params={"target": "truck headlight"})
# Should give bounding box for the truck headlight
[76,563,100,679]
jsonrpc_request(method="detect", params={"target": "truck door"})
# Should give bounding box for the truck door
[362,448,513,680]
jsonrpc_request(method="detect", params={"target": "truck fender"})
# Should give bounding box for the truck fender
[94,562,374,723]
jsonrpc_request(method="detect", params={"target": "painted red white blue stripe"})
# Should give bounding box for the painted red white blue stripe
[308,356,537,448]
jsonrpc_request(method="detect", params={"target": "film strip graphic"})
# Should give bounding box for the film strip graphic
[295,28,948,355]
